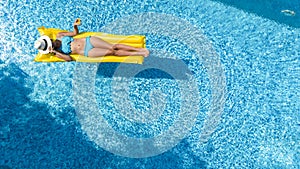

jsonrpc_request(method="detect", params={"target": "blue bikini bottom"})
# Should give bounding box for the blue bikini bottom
[84,36,94,57]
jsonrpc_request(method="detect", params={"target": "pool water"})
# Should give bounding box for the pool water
[213,0,300,28]
[0,0,299,168]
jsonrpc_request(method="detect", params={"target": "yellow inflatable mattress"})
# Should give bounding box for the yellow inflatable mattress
[34,27,146,64]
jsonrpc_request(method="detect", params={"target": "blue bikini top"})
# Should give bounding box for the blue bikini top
[59,36,74,54]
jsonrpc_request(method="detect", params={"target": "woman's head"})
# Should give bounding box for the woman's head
[52,39,61,50]
[34,35,52,54]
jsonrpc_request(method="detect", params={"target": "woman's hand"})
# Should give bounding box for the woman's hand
[73,18,81,26]
[48,46,55,54]
[56,19,81,38]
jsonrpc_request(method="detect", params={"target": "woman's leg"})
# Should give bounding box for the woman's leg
[89,36,149,57]
[114,49,147,56]
[112,44,143,51]
[87,48,113,58]
[90,36,114,49]
[113,44,149,57]
[88,48,146,57]
[90,37,145,50]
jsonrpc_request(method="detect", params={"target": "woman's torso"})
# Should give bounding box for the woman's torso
[70,38,86,55]
[60,36,86,55]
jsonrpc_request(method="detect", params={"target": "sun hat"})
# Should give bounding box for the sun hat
[34,35,52,54]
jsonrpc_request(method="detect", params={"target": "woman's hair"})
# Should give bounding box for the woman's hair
[52,39,61,50]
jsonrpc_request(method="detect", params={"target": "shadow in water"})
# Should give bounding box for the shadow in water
[0,61,109,168]
[212,0,300,28]
[0,165,11,169]
[0,60,207,169]
[97,56,193,80]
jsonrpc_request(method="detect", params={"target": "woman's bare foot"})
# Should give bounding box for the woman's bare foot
[140,48,149,57]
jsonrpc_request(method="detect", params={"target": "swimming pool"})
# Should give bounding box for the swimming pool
[213,0,300,28]
[0,0,299,168]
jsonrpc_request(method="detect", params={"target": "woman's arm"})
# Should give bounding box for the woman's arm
[50,47,73,61]
[57,19,81,38]
[54,50,73,61]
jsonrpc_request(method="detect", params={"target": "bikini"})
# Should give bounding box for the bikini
[84,36,94,57]
[60,36,73,54]
[60,36,94,57]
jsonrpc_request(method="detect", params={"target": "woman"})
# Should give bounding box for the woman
[34,19,149,61]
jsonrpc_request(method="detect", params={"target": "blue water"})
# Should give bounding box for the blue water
[1,0,299,168]
[213,0,300,28]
